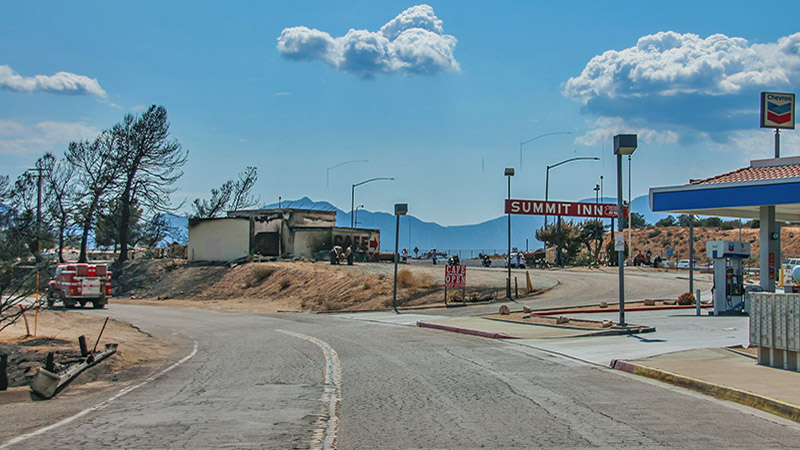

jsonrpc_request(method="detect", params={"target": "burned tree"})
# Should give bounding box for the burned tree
[67,130,124,263]
[0,175,48,332]
[192,166,259,218]
[113,105,187,263]
[39,153,77,263]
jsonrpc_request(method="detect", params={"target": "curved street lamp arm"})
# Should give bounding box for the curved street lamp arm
[327,160,369,189]
[547,156,599,170]
[353,177,395,188]
[520,131,573,167]
[521,131,572,147]
[329,160,369,171]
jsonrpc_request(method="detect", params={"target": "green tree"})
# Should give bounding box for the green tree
[656,215,677,227]
[579,219,605,266]
[622,212,648,228]
[698,217,722,228]
[536,220,582,266]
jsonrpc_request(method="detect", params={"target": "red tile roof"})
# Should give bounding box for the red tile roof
[691,164,800,185]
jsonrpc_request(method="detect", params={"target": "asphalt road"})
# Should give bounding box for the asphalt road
[4,296,800,449]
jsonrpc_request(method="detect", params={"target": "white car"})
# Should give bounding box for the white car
[504,253,526,268]
[677,259,699,270]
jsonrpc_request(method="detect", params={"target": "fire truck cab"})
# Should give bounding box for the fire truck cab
[47,263,112,309]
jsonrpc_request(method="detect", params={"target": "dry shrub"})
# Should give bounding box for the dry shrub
[397,269,434,288]
[252,265,276,284]
[678,292,695,305]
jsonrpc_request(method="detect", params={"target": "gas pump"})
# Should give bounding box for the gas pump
[706,241,750,315]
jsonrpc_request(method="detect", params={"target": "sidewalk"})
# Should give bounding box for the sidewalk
[612,348,800,422]
[411,308,800,423]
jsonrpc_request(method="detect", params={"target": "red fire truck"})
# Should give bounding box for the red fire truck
[47,263,112,309]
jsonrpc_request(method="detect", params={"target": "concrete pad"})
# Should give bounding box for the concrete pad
[513,310,749,366]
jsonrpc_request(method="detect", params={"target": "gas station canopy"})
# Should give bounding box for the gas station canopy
[650,156,800,222]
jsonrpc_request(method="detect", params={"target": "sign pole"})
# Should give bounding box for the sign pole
[617,152,626,327]
[392,203,408,314]
[613,134,638,327]
[776,128,781,159]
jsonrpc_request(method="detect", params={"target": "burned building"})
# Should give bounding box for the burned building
[188,208,380,262]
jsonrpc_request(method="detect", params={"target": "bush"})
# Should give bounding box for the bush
[678,292,695,305]
[573,253,593,267]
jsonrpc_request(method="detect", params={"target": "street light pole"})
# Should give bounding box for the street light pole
[505,168,514,299]
[354,205,364,226]
[519,131,572,168]
[544,156,599,266]
[351,177,394,228]
[614,134,638,327]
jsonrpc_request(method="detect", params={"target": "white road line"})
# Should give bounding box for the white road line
[0,340,199,450]
[278,330,341,450]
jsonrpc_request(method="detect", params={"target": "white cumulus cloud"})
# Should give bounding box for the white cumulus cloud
[0,65,107,97]
[0,119,99,156]
[564,31,800,143]
[277,5,459,78]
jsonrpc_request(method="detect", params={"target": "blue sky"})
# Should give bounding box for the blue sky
[2,1,799,226]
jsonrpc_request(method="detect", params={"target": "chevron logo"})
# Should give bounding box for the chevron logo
[768,101,792,124]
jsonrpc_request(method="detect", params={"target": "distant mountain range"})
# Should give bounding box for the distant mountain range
[250,195,675,254]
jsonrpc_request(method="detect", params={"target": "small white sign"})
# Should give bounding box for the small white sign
[614,236,625,252]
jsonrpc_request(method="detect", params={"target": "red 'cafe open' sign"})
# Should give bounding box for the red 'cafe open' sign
[505,199,628,219]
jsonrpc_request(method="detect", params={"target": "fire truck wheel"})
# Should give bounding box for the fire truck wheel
[92,301,106,309]
[64,301,76,308]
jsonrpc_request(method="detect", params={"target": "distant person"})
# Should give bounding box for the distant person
[346,246,354,265]
[432,248,437,265]
[401,248,408,263]
[515,253,521,268]
[330,246,342,265]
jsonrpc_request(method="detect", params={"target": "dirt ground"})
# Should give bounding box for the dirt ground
[111,259,539,313]
[0,309,173,392]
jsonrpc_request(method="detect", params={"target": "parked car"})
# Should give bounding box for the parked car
[783,258,800,269]
[504,253,526,268]
[677,259,700,270]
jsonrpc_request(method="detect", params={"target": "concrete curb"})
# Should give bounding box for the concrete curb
[610,359,800,423]
[416,321,518,339]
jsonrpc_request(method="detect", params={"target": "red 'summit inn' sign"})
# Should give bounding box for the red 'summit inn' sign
[505,199,627,219]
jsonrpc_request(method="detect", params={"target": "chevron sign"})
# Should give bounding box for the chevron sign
[761,92,795,129]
